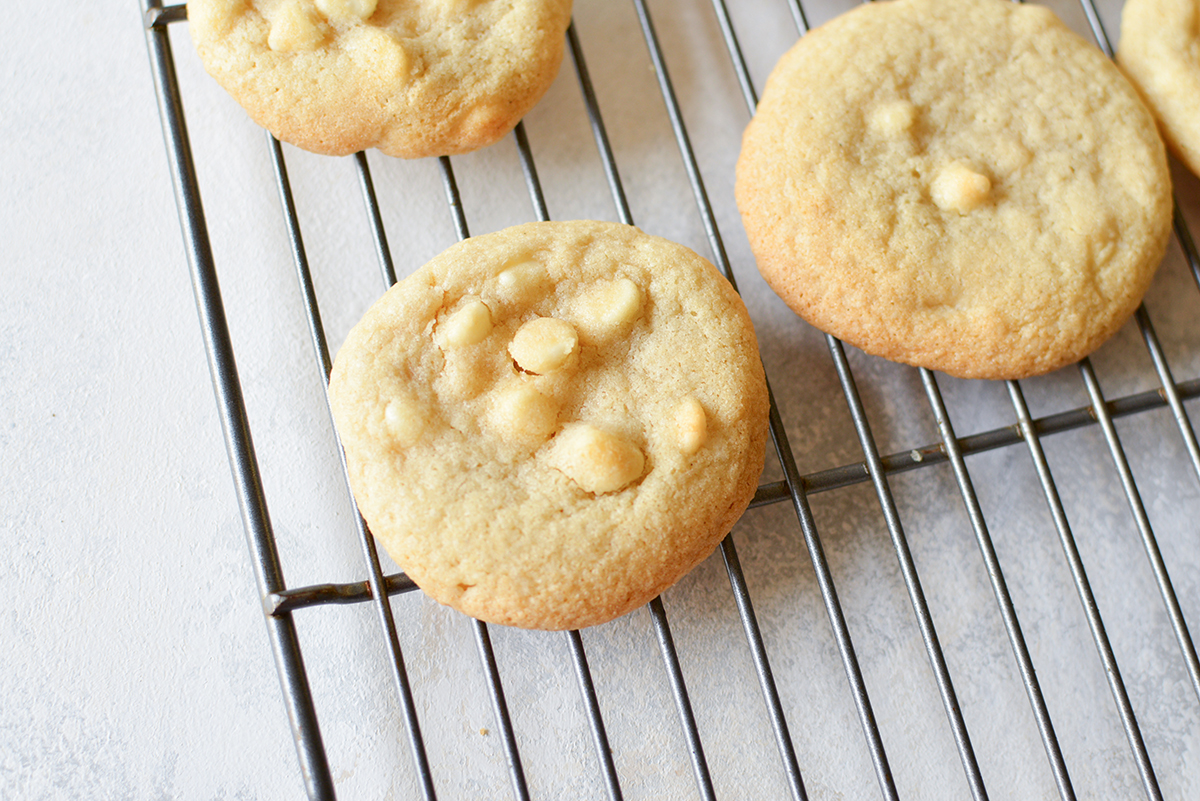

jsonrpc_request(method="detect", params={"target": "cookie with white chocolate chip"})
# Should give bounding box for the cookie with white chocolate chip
[188,0,572,158]
[328,220,769,630]
[736,0,1172,379]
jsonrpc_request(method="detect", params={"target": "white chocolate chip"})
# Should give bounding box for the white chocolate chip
[548,423,645,494]
[438,299,492,347]
[508,317,578,374]
[344,25,409,83]
[485,382,559,447]
[868,100,917,137]
[576,278,643,335]
[314,0,376,22]
[268,1,325,52]
[383,398,425,446]
[674,397,707,455]
[931,161,992,213]
[494,260,550,303]
[192,0,246,37]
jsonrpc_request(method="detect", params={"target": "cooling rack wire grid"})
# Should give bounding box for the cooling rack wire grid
[143,0,1200,798]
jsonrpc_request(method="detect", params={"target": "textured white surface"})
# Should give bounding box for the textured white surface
[3,0,1200,798]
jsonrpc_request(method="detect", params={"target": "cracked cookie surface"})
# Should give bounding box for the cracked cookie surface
[736,0,1171,379]
[328,220,769,630]
[188,0,572,158]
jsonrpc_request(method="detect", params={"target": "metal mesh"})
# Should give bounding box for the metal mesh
[143,0,1200,798]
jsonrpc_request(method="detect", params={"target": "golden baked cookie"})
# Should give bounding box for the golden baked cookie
[328,221,769,630]
[188,0,572,158]
[1118,0,1200,177]
[736,0,1172,380]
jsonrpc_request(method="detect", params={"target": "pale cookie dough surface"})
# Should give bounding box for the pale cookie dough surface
[736,0,1172,380]
[188,0,572,158]
[1118,0,1200,177]
[328,221,769,630]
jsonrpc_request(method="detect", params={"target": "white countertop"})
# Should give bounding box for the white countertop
[5,0,1199,798]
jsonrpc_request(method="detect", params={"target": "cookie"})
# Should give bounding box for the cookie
[1118,0,1200,177]
[736,0,1172,380]
[188,0,572,158]
[328,220,770,630]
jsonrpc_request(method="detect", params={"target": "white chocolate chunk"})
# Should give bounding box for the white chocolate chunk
[868,100,917,137]
[439,299,492,347]
[315,0,376,22]
[931,161,992,213]
[674,397,707,455]
[268,2,325,52]
[344,25,409,83]
[548,423,644,494]
[192,0,246,37]
[494,260,550,303]
[508,317,578,374]
[383,398,426,446]
[485,382,558,447]
[577,278,643,334]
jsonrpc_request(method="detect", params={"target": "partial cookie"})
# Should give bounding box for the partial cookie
[1118,0,1200,177]
[188,0,572,158]
[736,0,1172,380]
[329,220,769,630]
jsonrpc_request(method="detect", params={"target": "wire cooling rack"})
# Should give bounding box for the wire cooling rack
[143,0,1200,798]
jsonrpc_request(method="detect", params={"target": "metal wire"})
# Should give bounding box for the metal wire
[649,597,718,800]
[509,119,626,801]
[268,138,438,801]
[764,0,991,779]
[919,368,1077,801]
[828,337,988,801]
[712,2,1197,799]
[1077,360,1200,702]
[566,629,625,801]
[1136,306,1200,486]
[566,22,633,226]
[429,153,533,801]
[718,537,808,801]
[141,5,335,798]
[473,620,532,801]
[354,151,400,288]
[706,1,899,796]
[264,371,1200,615]
[757,379,1200,512]
[630,3,808,797]
[566,22,721,798]
[1176,205,1200,292]
[1072,0,1200,707]
[1007,378,1163,801]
